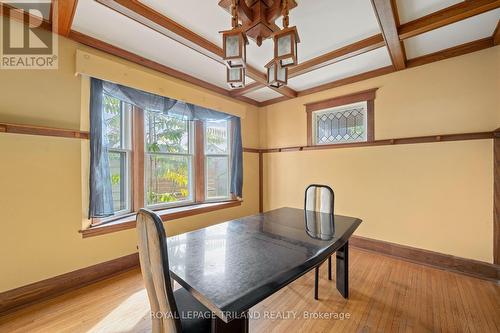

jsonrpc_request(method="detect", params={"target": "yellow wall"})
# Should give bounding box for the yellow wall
[0,21,260,292]
[261,46,500,263]
[0,16,498,292]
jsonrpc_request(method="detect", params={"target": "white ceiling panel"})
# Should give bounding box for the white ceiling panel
[287,47,392,91]
[243,87,282,102]
[396,0,463,24]
[289,0,381,61]
[72,0,230,89]
[139,0,381,70]
[139,0,226,45]
[404,9,500,59]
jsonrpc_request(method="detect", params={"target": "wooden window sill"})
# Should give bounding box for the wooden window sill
[80,200,242,238]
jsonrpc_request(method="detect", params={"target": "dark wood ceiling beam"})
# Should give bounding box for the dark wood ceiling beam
[371,0,407,70]
[97,0,297,98]
[258,96,293,107]
[245,66,297,98]
[398,0,500,40]
[270,86,296,98]
[0,2,52,30]
[230,82,265,96]
[289,34,385,78]
[56,0,78,36]
[493,20,500,45]
[68,30,260,106]
[262,32,498,106]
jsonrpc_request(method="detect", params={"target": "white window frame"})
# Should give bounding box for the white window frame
[313,101,368,146]
[204,120,231,202]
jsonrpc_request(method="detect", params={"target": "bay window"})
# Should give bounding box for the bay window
[89,78,242,223]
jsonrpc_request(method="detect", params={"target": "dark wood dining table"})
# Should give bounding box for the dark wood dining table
[167,207,362,332]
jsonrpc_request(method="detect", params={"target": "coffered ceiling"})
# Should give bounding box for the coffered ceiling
[6,0,498,106]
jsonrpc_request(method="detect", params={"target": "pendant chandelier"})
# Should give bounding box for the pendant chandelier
[221,0,300,89]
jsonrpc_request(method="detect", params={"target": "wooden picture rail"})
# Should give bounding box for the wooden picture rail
[0,122,88,139]
[257,131,495,154]
[1,122,495,154]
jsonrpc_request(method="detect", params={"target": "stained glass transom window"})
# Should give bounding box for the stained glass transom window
[313,101,367,145]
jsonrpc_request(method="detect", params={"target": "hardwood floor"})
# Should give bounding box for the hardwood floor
[0,248,499,333]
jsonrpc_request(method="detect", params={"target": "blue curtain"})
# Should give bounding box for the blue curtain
[89,79,244,216]
[230,117,243,198]
[89,78,114,218]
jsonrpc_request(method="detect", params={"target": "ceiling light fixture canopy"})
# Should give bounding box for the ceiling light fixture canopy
[220,0,299,89]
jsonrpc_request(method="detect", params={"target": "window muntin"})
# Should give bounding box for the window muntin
[313,101,367,145]
[205,120,231,201]
[103,94,132,215]
[144,111,194,208]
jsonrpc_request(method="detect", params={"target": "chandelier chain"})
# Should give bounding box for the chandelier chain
[231,0,239,28]
[282,0,289,28]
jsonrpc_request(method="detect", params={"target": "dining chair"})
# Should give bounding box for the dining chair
[304,184,334,300]
[136,209,211,333]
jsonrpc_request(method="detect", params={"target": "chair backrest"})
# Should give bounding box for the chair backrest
[304,184,334,214]
[136,209,182,333]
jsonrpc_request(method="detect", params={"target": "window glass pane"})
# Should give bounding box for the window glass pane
[108,151,127,212]
[145,111,189,154]
[103,94,122,149]
[205,121,229,154]
[145,154,191,205]
[314,102,367,145]
[206,156,229,199]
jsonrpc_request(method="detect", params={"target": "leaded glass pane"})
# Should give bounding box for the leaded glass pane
[314,102,367,145]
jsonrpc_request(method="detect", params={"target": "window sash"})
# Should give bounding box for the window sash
[204,121,231,201]
[144,151,195,209]
[103,96,133,218]
[108,148,132,216]
[144,116,195,209]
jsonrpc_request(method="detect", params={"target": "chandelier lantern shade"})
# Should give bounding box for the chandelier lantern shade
[265,59,287,88]
[273,26,300,67]
[222,29,248,69]
[227,67,245,89]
